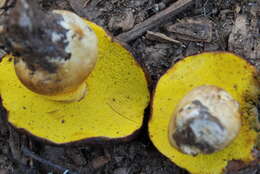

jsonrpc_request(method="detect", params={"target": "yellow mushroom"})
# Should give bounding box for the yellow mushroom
[149,52,259,174]
[5,0,98,102]
[0,0,149,144]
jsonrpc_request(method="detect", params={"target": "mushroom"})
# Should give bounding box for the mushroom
[149,52,259,174]
[3,0,98,102]
[169,85,241,156]
[0,0,149,144]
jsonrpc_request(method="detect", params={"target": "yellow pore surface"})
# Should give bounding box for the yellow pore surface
[0,21,150,144]
[149,52,259,174]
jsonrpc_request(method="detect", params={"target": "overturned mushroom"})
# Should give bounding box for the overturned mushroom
[0,0,149,144]
[3,0,98,102]
[149,52,259,174]
[169,85,241,156]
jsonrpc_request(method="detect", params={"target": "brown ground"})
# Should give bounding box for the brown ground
[0,0,260,174]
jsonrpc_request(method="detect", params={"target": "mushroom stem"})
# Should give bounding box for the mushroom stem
[169,85,241,156]
[1,0,98,102]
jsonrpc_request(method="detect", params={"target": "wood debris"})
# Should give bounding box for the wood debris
[83,0,91,7]
[167,17,213,42]
[228,14,260,60]
[22,147,80,174]
[146,31,182,44]
[0,0,6,8]
[0,0,6,15]
[225,158,260,174]
[117,0,193,42]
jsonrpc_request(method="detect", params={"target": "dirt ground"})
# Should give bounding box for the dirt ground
[0,0,259,174]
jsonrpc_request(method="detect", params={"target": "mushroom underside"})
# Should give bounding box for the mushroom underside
[0,20,150,145]
[149,52,259,174]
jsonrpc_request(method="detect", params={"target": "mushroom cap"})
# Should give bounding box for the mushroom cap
[169,85,241,155]
[149,52,259,174]
[0,20,150,145]
[14,10,98,96]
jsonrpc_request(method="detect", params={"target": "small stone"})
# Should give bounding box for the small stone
[114,156,124,163]
[91,156,111,169]
[113,168,129,174]
[158,2,166,10]
[108,9,135,32]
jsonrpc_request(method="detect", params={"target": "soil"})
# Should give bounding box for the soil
[0,0,260,174]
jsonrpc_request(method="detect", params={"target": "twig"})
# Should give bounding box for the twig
[116,0,194,42]
[8,126,27,164]
[83,0,91,7]
[22,147,80,174]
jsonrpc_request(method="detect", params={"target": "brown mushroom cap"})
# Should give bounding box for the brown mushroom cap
[169,85,241,156]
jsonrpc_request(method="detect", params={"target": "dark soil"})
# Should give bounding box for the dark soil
[0,0,260,174]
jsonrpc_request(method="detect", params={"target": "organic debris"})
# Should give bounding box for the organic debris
[167,17,213,42]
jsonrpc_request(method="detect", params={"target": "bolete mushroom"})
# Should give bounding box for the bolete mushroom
[4,0,98,102]
[149,52,259,174]
[169,85,241,156]
[0,0,150,144]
